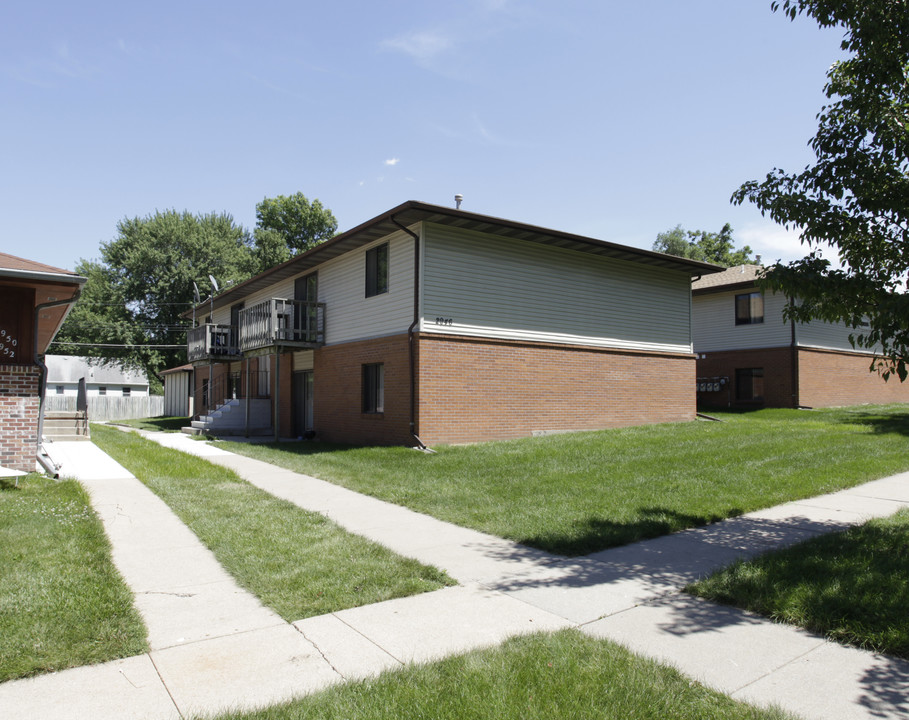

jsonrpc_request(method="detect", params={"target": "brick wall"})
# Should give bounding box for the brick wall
[313,334,412,445]
[0,364,40,472]
[695,347,795,408]
[798,348,909,407]
[415,334,696,445]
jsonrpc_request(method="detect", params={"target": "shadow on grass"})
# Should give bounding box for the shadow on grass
[832,408,909,437]
[521,507,732,557]
[0,477,22,492]
[114,416,190,432]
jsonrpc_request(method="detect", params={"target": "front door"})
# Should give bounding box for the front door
[292,370,314,437]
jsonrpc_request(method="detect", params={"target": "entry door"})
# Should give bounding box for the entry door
[292,370,314,436]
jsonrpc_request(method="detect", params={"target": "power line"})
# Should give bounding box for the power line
[51,342,187,349]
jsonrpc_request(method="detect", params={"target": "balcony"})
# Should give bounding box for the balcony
[239,298,326,353]
[187,324,241,362]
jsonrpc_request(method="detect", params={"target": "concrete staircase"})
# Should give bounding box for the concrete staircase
[182,399,272,437]
[42,411,90,442]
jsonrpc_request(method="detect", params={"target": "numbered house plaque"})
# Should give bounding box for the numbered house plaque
[0,327,19,362]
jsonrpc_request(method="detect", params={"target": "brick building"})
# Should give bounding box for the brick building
[0,253,85,473]
[185,201,722,445]
[692,264,909,408]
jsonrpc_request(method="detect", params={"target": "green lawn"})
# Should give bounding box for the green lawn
[205,630,796,720]
[221,405,909,555]
[111,416,188,432]
[0,474,147,681]
[687,507,909,659]
[91,425,452,621]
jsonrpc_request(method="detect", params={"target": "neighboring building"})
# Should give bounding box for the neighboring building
[160,364,194,417]
[692,264,909,408]
[45,355,150,398]
[185,201,722,445]
[0,252,85,473]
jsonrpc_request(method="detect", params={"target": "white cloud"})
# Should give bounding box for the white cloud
[381,31,454,63]
[385,157,400,166]
[738,222,842,268]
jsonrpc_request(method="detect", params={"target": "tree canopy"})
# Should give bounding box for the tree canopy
[255,192,338,260]
[54,193,338,387]
[732,0,909,380]
[653,223,754,267]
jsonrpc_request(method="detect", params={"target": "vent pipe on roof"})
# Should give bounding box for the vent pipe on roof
[454,194,463,210]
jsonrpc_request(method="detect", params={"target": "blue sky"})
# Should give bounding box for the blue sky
[2,0,844,273]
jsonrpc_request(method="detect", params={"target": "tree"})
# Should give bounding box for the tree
[732,1,909,380]
[54,210,258,385]
[653,223,754,266]
[255,192,338,257]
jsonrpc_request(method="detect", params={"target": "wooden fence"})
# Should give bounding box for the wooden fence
[44,395,165,421]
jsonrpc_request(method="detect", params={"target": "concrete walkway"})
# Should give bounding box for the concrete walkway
[2,434,908,720]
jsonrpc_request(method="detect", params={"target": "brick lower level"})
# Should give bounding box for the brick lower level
[194,334,699,446]
[695,346,909,409]
[0,364,40,472]
[415,334,696,445]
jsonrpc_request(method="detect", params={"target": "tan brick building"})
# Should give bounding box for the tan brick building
[185,201,721,446]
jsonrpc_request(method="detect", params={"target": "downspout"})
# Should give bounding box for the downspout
[391,215,429,450]
[35,290,82,467]
[789,295,800,408]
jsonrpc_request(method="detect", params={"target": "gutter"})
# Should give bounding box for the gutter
[35,289,82,466]
[391,215,430,451]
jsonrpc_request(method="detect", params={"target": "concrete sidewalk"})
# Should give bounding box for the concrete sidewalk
[2,434,907,720]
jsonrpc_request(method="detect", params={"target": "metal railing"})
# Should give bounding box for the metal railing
[187,324,241,362]
[192,370,270,420]
[239,299,325,352]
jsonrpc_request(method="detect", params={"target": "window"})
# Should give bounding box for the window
[735,292,764,325]
[122,387,131,397]
[735,368,764,402]
[98,386,107,396]
[55,385,64,395]
[362,363,384,413]
[365,244,389,297]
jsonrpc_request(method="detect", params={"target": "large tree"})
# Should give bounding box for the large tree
[732,0,909,380]
[653,223,754,266]
[255,192,338,260]
[54,210,258,386]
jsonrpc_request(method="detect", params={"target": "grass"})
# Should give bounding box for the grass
[687,507,909,659]
[221,405,909,556]
[90,425,452,621]
[0,474,148,682]
[111,416,188,432]
[204,629,796,720]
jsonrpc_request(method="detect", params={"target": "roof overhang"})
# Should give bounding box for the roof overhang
[0,268,87,355]
[185,200,725,317]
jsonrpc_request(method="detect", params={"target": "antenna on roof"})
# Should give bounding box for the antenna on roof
[454,194,463,210]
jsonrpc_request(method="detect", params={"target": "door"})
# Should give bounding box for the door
[294,273,318,341]
[292,370,314,437]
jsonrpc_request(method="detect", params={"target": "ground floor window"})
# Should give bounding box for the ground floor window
[122,387,131,397]
[55,385,64,394]
[362,363,384,413]
[98,386,107,396]
[735,367,764,402]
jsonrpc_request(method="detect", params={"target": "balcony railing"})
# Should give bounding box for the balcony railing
[239,299,325,352]
[187,324,241,362]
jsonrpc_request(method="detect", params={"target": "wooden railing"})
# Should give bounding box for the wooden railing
[187,324,241,362]
[239,299,325,352]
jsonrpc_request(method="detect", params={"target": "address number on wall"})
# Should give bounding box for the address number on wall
[434,317,453,326]
[0,328,18,360]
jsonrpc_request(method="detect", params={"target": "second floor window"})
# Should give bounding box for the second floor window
[122,387,131,397]
[735,292,764,325]
[366,244,389,297]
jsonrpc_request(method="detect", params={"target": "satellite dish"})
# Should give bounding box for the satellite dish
[193,282,201,304]
[208,275,219,293]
